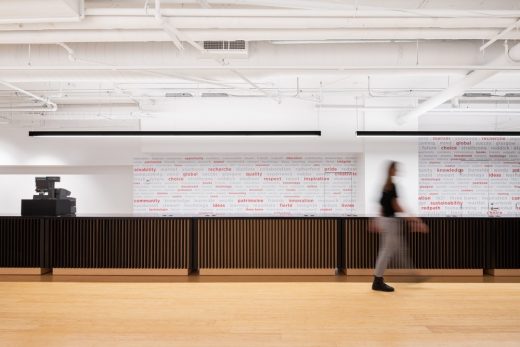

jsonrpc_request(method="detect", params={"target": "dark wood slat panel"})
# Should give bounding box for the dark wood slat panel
[1,217,519,273]
[492,218,520,269]
[344,218,487,269]
[0,218,43,267]
[49,218,191,269]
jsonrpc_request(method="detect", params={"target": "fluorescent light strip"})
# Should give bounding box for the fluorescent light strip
[356,131,520,137]
[29,131,321,137]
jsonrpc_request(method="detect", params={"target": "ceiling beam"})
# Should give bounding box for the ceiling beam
[1,17,518,31]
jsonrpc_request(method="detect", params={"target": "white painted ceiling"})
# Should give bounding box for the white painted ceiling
[0,0,520,130]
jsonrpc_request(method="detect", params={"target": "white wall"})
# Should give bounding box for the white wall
[140,97,362,152]
[363,141,419,216]
[0,97,424,216]
[361,103,420,216]
[0,128,137,214]
[0,167,132,215]
[0,128,140,166]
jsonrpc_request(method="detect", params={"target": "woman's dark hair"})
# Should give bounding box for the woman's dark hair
[383,161,397,191]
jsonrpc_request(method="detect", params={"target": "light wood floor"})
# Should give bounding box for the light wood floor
[1,278,520,347]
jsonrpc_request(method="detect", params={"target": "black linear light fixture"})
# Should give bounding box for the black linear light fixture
[29,130,322,137]
[356,131,520,137]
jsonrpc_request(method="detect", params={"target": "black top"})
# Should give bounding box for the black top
[380,183,398,217]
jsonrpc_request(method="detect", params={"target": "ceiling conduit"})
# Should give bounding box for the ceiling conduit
[0,80,57,112]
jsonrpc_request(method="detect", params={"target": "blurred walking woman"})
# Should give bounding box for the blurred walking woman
[372,161,428,292]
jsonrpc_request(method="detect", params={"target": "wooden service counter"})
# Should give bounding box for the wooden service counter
[0,216,518,276]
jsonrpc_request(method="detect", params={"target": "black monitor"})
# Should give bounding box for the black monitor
[35,176,60,193]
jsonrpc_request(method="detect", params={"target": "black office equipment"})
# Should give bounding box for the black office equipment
[21,176,76,216]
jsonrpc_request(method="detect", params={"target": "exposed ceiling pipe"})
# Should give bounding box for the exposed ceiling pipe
[397,42,520,125]
[0,108,54,112]
[506,41,520,63]
[7,113,146,121]
[163,19,205,52]
[271,40,417,44]
[55,42,241,90]
[2,65,520,71]
[0,80,57,112]
[316,105,520,113]
[154,0,205,52]
[194,0,360,11]
[83,8,520,18]
[2,28,520,44]
[161,21,185,51]
[87,0,363,13]
[4,87,518,98]
[0,16,82,25]
[189,53,278,101]
[154,0,186,51]
[1,104,149,121]
[154,0,161,20]
[480,18,520,51]
[56,42,84,63]
[130,0,516,8]
[226,68,278,100]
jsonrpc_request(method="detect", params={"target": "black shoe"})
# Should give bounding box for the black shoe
[372,276,395,292]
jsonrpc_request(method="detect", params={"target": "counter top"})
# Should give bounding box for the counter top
[1,214,518,219]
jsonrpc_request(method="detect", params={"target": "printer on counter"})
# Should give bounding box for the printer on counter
[21,176,76,216]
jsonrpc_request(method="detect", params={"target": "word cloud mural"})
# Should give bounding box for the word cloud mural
[134,154,358,216]
[419,137,520,217]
